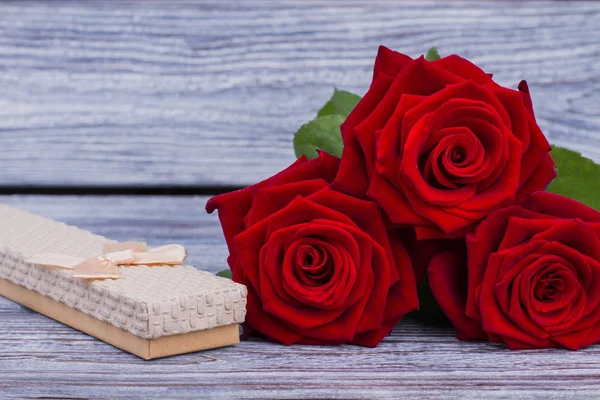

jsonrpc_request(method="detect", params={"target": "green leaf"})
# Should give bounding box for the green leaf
[317,89,362,118]
[294,114,345,159]
[425,47,440,61]
[547,147,600,211]
[216,269,232,279]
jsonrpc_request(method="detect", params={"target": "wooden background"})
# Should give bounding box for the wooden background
[0,1,599,398]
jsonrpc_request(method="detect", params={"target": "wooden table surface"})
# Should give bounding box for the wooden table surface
[0,1,599,399]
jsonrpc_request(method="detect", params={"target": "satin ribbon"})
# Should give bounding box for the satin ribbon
[25,241,187,280]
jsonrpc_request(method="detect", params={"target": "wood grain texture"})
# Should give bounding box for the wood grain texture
[0,1,598,187]
[1,195,600,399]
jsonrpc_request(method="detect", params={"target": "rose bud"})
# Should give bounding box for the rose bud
[207,152,418,346]
[333,46,556,239]
[428,192,600,350]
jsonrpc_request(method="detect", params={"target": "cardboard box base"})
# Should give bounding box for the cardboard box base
[0,278,240,360]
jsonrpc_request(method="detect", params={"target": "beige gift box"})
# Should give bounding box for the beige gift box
[0,205,247,359]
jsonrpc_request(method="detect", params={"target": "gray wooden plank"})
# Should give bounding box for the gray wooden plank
[0,1,598,187]
[1,195,600,399]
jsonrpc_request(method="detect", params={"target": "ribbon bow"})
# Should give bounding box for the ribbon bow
[25,241,187,280]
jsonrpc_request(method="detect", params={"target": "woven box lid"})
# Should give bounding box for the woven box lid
[0,204,246,340]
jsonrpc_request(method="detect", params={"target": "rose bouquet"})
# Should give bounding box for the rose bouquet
[208,46,600,350]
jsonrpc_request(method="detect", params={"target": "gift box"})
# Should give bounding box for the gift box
[0,205,247,359]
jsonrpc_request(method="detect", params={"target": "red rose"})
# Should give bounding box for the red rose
[333,46,556,239]
[206,152,418,346]
[429,192,600,350]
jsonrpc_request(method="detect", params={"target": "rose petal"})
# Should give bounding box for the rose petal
[432,54,495,84]
[372,45,412,80]
[245,179,328,227]
[428,249,487,340]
